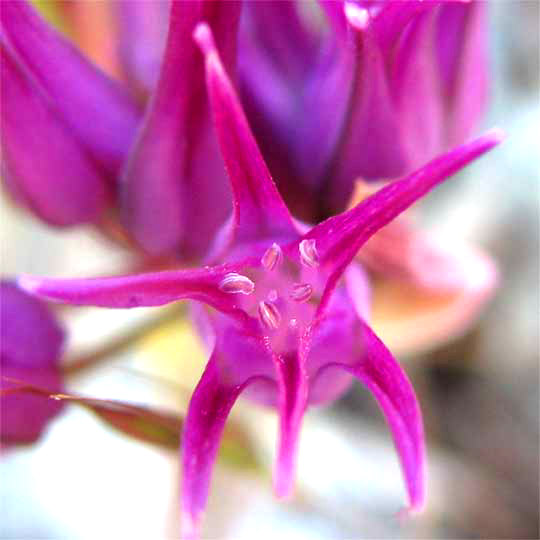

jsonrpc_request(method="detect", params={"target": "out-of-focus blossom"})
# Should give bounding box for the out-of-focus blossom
[0,281,65,445]
[239,0,490,215]
[0,0,237,259]
[19,23,502,538]
[0,0,139,226]
[1,0,490,243]
[349,181,499,354]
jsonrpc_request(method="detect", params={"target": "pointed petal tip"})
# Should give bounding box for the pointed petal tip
[482,127,506,145]
[273,474,295,501]
[181,511,201,540]
[344,2,370,30]
[400,490,427,517]
[17,275,41,296]
[193,22,216,56]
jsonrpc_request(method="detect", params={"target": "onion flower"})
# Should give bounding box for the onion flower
[18,23,502,538]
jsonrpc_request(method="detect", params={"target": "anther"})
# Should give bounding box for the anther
[258,300,281,330]
[267,289,278,302]
[261,243,283,271]
[218,273,255,295]
[299,239,319,268]
[290,283,313,303]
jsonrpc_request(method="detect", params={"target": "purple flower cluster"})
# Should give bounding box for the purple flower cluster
[1,1,501,538]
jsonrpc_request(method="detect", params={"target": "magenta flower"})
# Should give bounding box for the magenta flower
[240,0,490,215]
[1,1,490,251]
[0,0,238,260]
[18,22,502,538]
[0,281,65,445]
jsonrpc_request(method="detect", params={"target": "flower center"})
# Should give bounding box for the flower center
[218,240,324,353]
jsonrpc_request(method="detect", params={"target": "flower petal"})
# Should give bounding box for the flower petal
[0,281,64,368]
[121,1,240,258]
[319,6,405,211]
[436,1,489,146]
[181,344,269,539]
[114,0,170,94]
[0,0,140,178]
[320,320,425,511]
[370,1,437,52]
[0,45,108,226]
[194,22,297,248]
[272,332,311,498]
[370,244,498,356]
[294,130,503,314]
[391,9,444,169]
[18,263,255,324]
[0,281,65,444]
[242,1,316,81]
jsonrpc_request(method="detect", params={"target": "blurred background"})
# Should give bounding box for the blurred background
[1,1,539,539]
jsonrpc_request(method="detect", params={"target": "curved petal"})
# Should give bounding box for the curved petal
[320,320,425,511]
[0,0,140,177]
[0,281,65,444]
[325,5,407,210]
[181,343,271,539]
[370,244,498,356]
[0,45,108,226]
[194,22,297,249]
[18,263,255,324]
[436,1,489,146]
[391,9,444,168]
[0,281,64,368]
[272,331,311,498]
[121,1,240,258]
[292,130,503,314]
[114,0,170,94]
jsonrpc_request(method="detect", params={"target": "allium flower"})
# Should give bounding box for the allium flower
[18,23,502,538]
[1,0,489,240]
[0,0,237,259]
[0,281,65,445]
[240,0,490,215]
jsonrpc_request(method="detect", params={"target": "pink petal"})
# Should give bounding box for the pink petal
[1,281,65,444]
[1,45,108,226]
[114,0,170,94]
[327,7,408,209]
[121,1,240,257]
[319,320,426,511]
[18,263,255,324]
[294,130,503,314]
[0,0,140,178]
[272,332,311,498]
[181,344,271,539]
[437,1,489,146]
[391,10,444,169]
[194,22,297,249]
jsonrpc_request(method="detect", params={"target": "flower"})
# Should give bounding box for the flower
[240,0,490,215]
[1,0,490,241]
[18,22,503,538]
[0,280,66,445]
[0,0,238,259]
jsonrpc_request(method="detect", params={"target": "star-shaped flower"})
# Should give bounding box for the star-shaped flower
[18,22,502,539]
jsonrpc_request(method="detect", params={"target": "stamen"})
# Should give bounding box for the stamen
[267,289,278,302]
[299,239,319,269]
[258,300,281,330]
[261,243,283,271]
[218,273,255,295]
[290,283,313,303]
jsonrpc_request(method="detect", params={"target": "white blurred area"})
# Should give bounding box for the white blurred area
[1,2,538,539]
